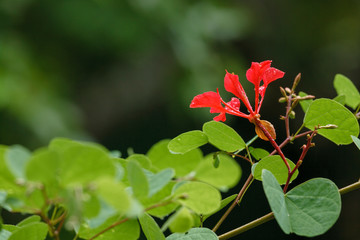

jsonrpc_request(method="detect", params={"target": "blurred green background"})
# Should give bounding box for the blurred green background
[0,0,359,239]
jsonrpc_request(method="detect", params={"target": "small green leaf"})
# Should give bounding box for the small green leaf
[203,121,245,152]
[351,135,360,150]
[9,222,48,240]
[299,91,313,113]
[168,131,208,154]
[147,140,202,177]
[174,182,221,215]
[17,216,41,227]
[5,145,31,180]
[304,98,359,145]
[139,213,165,240]
[333,95,346,105]
[248,147,270,160]
[253,155,298,185]
[148,168,175,197]
[127,160,149,199]
[334,74,360,109]
[195,153,241,190]
[127,154,151,170]
[262,170,341,237]
[168,207,194,233]
[166,228,218,240]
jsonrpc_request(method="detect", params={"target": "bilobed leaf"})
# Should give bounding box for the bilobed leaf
[203,121,245,152]
[333,74,360,109]
[147,140,202,177]
[262,170,341,237]
[351,135,360,150]
[195,153,241,190]
[166,228,218,240]
[9,222,48,240]
[304,98,359,145]
[252,155,298,185]
[139,213,165,240]
[127,160,149,199]
[5,145,31,180]
[174,182,221,215]
[299,91,313,113]
[168,130,208,154]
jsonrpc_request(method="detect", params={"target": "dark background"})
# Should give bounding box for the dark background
[0,0,359,239]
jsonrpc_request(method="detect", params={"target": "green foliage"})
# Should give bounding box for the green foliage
[304,98,359,145]
[252,155,298,185]
[333,74,360,110]
[248,147,270,160]
[168,131,208,154]
[139,213,166,240]
[351,135,360,150]
[262,170,341,237]
[203,121,246,152]
[166,228,218,240]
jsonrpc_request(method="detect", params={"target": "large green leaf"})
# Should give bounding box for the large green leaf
[174,182,221,215]
[298,91,313,113]
[168,130,208,154]
[9,222,48,240]
[195,153,241,190]
[304,98,359,145]
[262,170,341,237]
[139,213,165,240]
[0,146,22,192]
[127,160,149,199]
[202,121,245,152]
[252,155,298,185]
[333,74,360,109]
[126,154,152,170]
[147,140,202,177]
[17,216,41,227]
[166,228,218,240]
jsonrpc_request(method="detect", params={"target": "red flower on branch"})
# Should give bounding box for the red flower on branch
[190,60,284,140]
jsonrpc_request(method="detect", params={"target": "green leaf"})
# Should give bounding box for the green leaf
[60,144,115,186]
[166,228,218,240]
[203,121,245,152]
[252,155,298,185]
[17,216,40,227]
[79,217,140,240]
[174,182,221,215]
[262,170,341,237]
[5,145,31,180]
[304,98,359,145]
[248,147,269,160]
[333,74,360,109]
[127,160,149,199]
[168,207,194,233]
[139,212,165,240]
[9,222,48,240]
[202,194,237,221]
[299,91,313,113]
[333,95,346,105]
[351,135,360,150]
[0,146,22,193]
[148,168,175,197]
[96,178,131,213]
[126,154,151,170]
[168,131,208,154]
[195,153,241,190]
[147,140,202,177]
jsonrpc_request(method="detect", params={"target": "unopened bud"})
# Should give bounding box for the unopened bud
[310,143,316,147]
[289,111,296,119]
[280,87,287,97]
[280,115,286,120]
[279,97,287,103]
[291,99,299,109]
[291,73,301,91]
[285,87,292,94]
[297,95,315,101]
[319,124,338,129]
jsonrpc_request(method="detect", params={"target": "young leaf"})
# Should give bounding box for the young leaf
[127,160,149,199]
[147,140,202,177]
[304,98,359,145]
[262,170,341,237]
[252,155,298,185]
[168,130,208,154]
[248,147,270,160]
[174,182,221,215]
[139,213,165,240]
[351,135,360,150]
[203,121,245,152]
[333,74,360,109]
[166,228,218,240]
[195,153,241,190]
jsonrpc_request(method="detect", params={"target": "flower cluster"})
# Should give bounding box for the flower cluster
[190,60,285,123]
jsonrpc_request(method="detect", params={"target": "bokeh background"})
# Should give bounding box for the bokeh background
[1,0,359,239]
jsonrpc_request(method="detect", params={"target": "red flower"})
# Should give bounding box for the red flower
[190,60,284,122]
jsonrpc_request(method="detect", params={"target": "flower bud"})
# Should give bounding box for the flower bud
[280,87,287,97]
[279,97,287,103]
[255,120,276,141]
[285,87,292,94]
[289,111,296,119]
[291,73,301,91]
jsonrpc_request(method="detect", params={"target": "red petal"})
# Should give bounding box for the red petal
[246,60,272,85]
[190,91,222,109]
[213,112,226,122]
[259,86,266,97]
[263,67,285,86]
[226,97,240,111]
